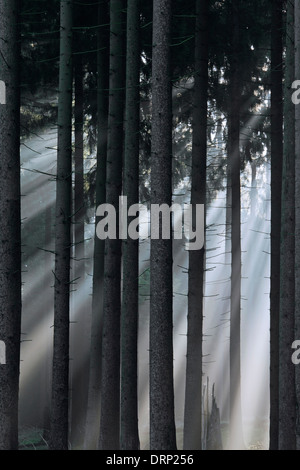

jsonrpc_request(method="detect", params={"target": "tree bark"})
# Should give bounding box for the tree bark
[279,0,296,450]
[50,0,73,451]
[183,0,208,451]
[120,0,141,451]
[99,0,124,450]
[295,0,300,450]
[84,2,109,450]
[150,0,177,451]
[269,0,283,451]
[0,0,22,451]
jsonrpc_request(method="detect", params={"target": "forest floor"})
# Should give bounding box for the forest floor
[18,420,269,450]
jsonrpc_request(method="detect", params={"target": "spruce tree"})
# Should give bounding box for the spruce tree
[184,0,208,451]
[121,0,141,450]
[50,0,73,451]
[279,0,296,450]
[150,0,177,451]
[0,0,22,451]
[99,0,124,450]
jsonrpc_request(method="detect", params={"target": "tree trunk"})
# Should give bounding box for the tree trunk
[279,0,296,450]
[183,0,208,451]
[0,0,22,451]
[50,0,73,451]
[120,0,140,451]
[84,2,109,450]
[228,0,244,450]
[269,0,283,451]
[150,0,177,451]
[99,0,124,450]
[250,159,257,219]
[295,0,300,451]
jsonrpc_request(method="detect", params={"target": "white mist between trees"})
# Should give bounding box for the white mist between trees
[95,196,205,251]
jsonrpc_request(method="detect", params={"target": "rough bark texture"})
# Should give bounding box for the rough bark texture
[207,388,223,451]
[150,0,177,451]
[279,0,296,450]
[85,3,108,450]
[99,0,124,450]
[50,0,73,451]
[0,0,22,451]
[270,0,283,451]
[228,0,244,449]
[120,0,140,451]
[183,0,208,451]
[295,0,300,451]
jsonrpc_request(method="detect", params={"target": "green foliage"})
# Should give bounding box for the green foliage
[19,427,49,450]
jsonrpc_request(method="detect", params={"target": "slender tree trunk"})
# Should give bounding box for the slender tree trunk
[120,0,140,451]
[99,0,124,450]
[50,0,73,451]
[183,0,208,451]
[42,204,53,443]
[228,0,244,450]
[279,0,296,450]
[0,0,22,451]
[250,159,257,219]
[270,0,283,451]
[70,54,87,449]
[84,3,109,450]
[295,0,300,451]
[225,122,232,268]
[150,0,177,451]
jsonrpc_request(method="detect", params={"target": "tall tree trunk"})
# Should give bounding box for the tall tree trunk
[228,0,244,449]
[250,159,257,219]
[295,0,300,451]
[70,54,87,449]
[270,0,283,451]
[84,2,109,450]
[150,0,177,451]
[0,0,22,451]
[50,0,73,451]
[99,0,124,450]
[279,0,296,450]
[120,0,140,451]
[183,0,208,451]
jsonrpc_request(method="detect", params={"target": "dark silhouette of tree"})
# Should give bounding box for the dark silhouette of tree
[279,0,296,450]
[50,0,73,451]
[270,0,283,451]
[184,0,208,451]
[150,0,177,451]
[99,0,125,450]
[121,0,141,451]
[85,0,109,451]
[0,0,22,451]
[295,0,300,450]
